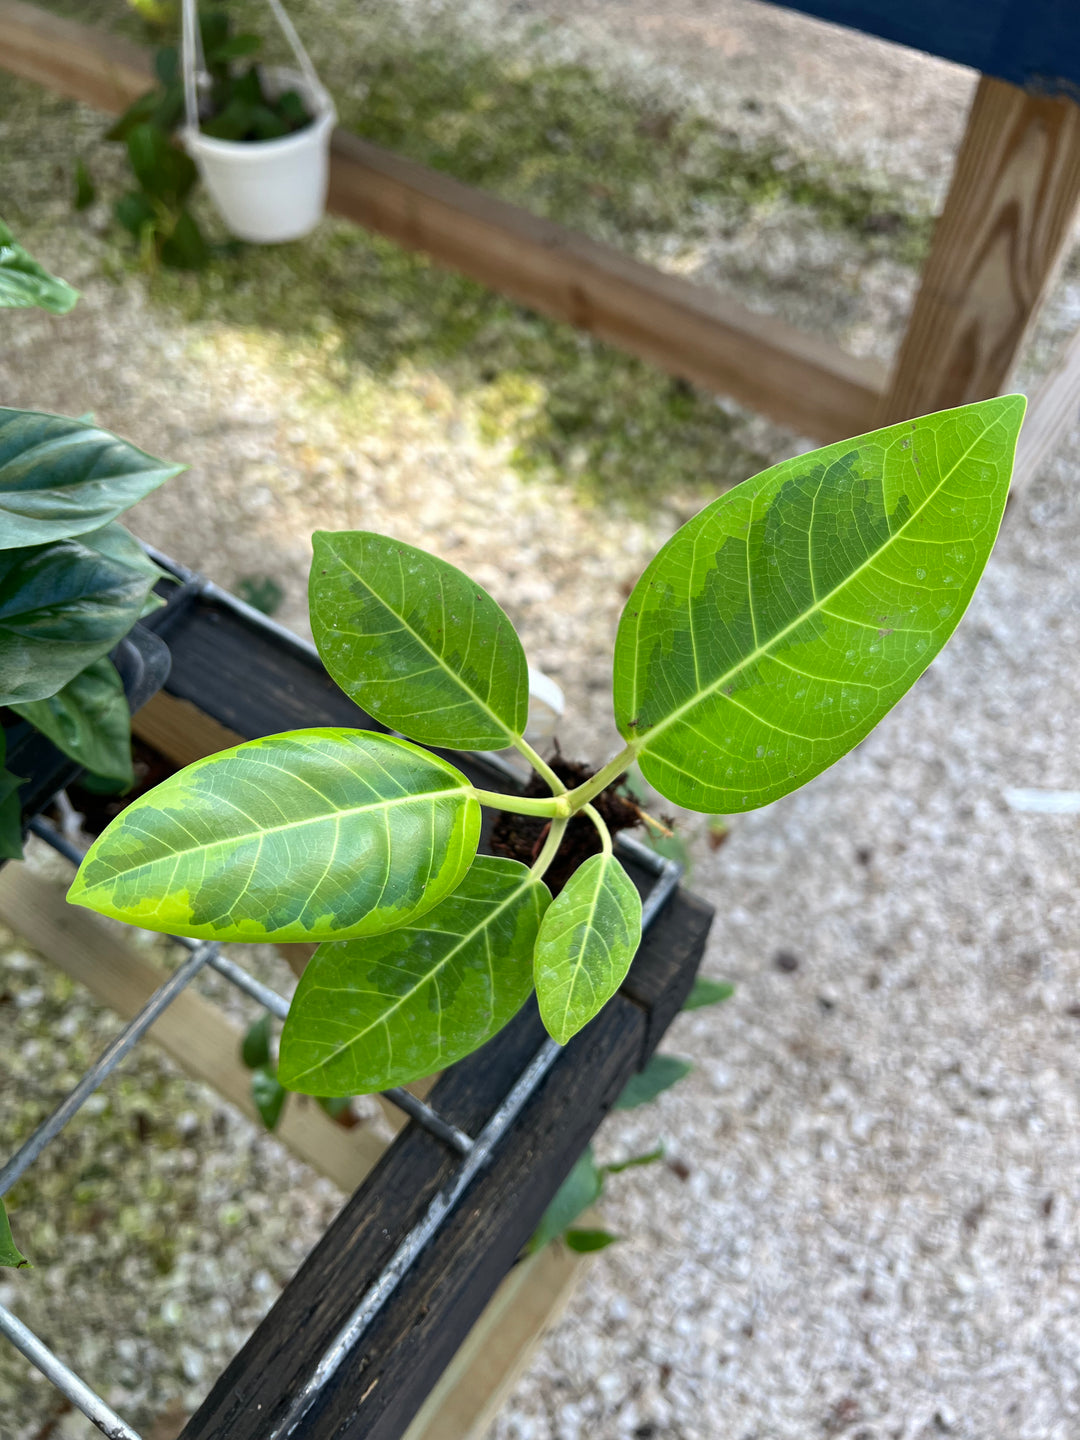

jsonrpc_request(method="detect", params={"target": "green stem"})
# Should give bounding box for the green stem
[530,817,568,879]
[563,742,639,811]
[470,787,568,818]
[583,803,612,856]
[513,736,567,795]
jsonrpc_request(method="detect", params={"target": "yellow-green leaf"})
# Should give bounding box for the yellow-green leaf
[534,852,642,1044]
[68,729,480,942]
[279,856,549,1094]
[614,396,1025,812]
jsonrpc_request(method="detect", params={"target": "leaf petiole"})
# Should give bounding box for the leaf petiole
[530,817,568,879]
[583,803,612,856]
[469,787,569,818]
[562,743,640,811]
[512,735,567,795]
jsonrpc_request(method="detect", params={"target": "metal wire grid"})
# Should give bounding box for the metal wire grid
[0,812,680,1440]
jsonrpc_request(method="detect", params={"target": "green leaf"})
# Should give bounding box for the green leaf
[105,89,162,143]
[0,409,183,550]
[73,159,96,211]
[68,729,480,943]
[565,1228,619,1253]
[528,1146,603,1253]
[241,1013,272,1070]
[614,396,1026,812]
[614,1053,693,1110]
[534,852,642,1044]
[251,1066,287,1130]
[0,222,79,315]
[81,521,169,589]
[279,855,549,1094]
[0,537,157,705]
[126,123,197,204]
[682,977,734,1010]
[205,33,261,63]
[114,190,158,239]
[0,764,25,861]
[602,1145,664,1174]
[0,1198,28,1268]
[317,1095,352,1121]
[11,657,133,783]
[160,208,210,271]
[310,531,529,750]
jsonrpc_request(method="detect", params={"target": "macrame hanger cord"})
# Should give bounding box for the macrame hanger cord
[264,0,332,110]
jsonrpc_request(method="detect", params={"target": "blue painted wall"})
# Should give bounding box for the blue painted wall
[770,1,1080,98]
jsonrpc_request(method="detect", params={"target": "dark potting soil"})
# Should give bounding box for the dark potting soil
[489,755,642,896]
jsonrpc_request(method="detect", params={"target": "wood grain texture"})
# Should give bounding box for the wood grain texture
[879,75,1080,423]
[0,0,885,441]
[1012,325,1080,488]
[0,866,388,1192]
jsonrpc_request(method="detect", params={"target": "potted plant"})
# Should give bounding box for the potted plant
[68,394,1026,1092]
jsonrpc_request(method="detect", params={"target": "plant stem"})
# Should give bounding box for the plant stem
[513,735,567,795]
[563,742,639,811]
[470,787,568,818]
[583,803,612,856]
[530,817,568,879]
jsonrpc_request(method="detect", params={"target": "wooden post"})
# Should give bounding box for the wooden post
[878,76,1080,423]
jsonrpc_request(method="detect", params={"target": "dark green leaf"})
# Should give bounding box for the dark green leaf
[279,856,550,1094]
[81,522,170,593]
[11,657,133,783]
[201,98,261,142]
[0,537,156,705]
[0,409,183,549]
[564,1228,619,1253]
[160,208,210,271]
[73,159,96,212]
[114,190,158,239]
[206,33,261,63]
[682,977,734,1010]
[276,90,311,130]
[0,764,25,862]
[528,1146,603,1253]
[614,397,1026,812]
[105,89,161,143]
[602,1145,664,1174]
[0,1198,28,1268]
[0,222,79,315]
[69,729,481,943]
[154,46,179,85]
[614,1053,693,1110]
[241,1013,272,1070]
[251,1066,287,1130]
[317,1095,352,1121]
[310,531,529,750]
[126,123,197,204]
[534,852,642,1044]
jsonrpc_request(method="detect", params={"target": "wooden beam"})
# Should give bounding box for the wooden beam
[1012,325,1080,488]
[0,865,388,1192]
[878,75,1080,424]
[403,1240,592,1440]
[0,0,885,443]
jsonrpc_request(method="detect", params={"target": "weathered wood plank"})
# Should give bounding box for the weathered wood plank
[0,0,886,441]
[878,75,1080,423]
[1012,325,1080,489]
[402,1239,592,1440]
[0,866,388,1192]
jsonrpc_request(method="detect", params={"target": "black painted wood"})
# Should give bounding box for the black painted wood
[768,0,1080,99]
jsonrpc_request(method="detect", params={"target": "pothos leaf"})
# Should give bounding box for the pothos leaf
[0,408,183,550]
[0,1198,28,1268]
[533,852,642,1044]
[614,396,1025,812]
[0,222,78,315]
[241,1014,272,1071]
[68,730,481,943]
[279,856,549,1094]
[0,763,24,861]
[251,1067,287,1131]
[528,1145,603,1253]
[614,1053,693,1110]
[11,657,133,783]
[0,537,157,705]
[310,531,529,750]
[682,977,734,1010]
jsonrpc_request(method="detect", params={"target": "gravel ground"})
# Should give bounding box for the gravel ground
[2,0,1080,1437]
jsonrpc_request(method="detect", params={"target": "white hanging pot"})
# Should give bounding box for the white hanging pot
[182,69,336,244]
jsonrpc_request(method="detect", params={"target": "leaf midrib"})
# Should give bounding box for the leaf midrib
[630,415,1004,750]
[326,537,518,743]
[77,784,467,890]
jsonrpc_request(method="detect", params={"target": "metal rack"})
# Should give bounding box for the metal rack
[0,812,680,1440]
